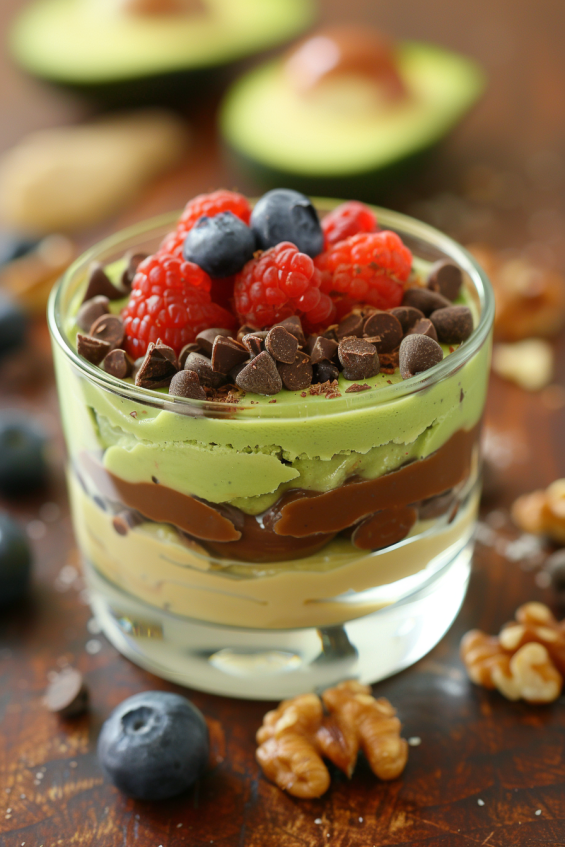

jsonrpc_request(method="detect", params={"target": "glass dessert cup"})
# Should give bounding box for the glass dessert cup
[48,204,494,700]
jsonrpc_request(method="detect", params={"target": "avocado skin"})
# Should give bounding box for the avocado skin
[223,142,437,204]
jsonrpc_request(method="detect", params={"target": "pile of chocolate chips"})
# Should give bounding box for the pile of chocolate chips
[76,257,473,399]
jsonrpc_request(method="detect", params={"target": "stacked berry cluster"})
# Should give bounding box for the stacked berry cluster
[76,188,474,398]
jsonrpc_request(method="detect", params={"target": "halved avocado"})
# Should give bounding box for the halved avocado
[10,0,316,106]
[220,42,485,199]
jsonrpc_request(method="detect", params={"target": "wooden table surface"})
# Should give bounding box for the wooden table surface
[2,1,565,845]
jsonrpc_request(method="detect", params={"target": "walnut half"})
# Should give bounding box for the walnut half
[256,682,408,798]
[461,602,564,703]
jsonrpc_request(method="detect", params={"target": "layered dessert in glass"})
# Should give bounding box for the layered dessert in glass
[48,190,494,698]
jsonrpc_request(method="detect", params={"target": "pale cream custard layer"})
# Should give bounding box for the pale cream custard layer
[70,472,479,629]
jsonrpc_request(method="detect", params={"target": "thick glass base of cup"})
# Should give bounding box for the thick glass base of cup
[84,526,473,700]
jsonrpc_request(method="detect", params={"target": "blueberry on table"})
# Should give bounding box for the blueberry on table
[183,211,256,277]
[0,232,38,267]
[250,188,324,257]
[97,691,209,800]
[0,512,32,607]
[0,293,26,359]
[0,413,48,496]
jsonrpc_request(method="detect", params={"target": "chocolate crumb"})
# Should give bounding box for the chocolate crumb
[76,295,110,332]
[152,476,159,484]
[130,411,137,418]
[345,383,372,393]
[77,333,111,365]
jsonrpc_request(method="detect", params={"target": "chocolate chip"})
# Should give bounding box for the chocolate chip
[363,311,403,353]
[211,336,249,374]
[89,314,124,350]
[242,331,267,357]
[135,342,179,389]
[120,252,148,292]
[310,336,339,364]
[103,348,134,379]
[402,287,451,316]
[196,327,233,356]
[389,306,424,333]
[314,361,339,383]
[169,369,207,400]
[430,306,474,344]
[265,325,299,364]
[43,668,89,718]
[399,334,443,379]
[112,509,143,536]
[229,361,249,382]
[273,315,305,346]
[408,318,438,342]
[82,262,125,304]
[338,337,380,380]
[236,324,257,343]
[184,352,225,388]
[235,351,282,395]
[336,313,364,339]
[427,260,463,301]
[178,342,200,368]
[77,333,111,365]
[278,351,313,390]
[76,295,110,332]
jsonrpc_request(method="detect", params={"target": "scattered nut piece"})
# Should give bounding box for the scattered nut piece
[467,244,565,342]
[256,681,407,798]
[492,339,554,391]
[461,602,565,703]
[44,668,89,717]
[512,479,565,544]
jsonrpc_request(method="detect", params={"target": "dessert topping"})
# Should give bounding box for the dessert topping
[235,351,282,396]
[426,259,463,301]
[89,313,125,351]
[336,312,364,339]
[399,334,443,379]
[195,327,232,355]
[408,317,438,341]
[461,602,565,703]
[430,305,473,344]
[309,335,338,364]
[77,333,111,365]
[135,341,178,389]
[512,478,565,544]
[256,681,408,798]
[322,200,378,248]
[76,295,110,332]
[169,369,206,401]
[83,262,126,304]
[184,351,225,388]
[103,348,134,379]
[182,211,256,278]
[265,325,299,364]
[338,336,380,380]
[274,315,306,345]
[241,331,266,356]
[178,342,200,367]
[389,305,425,332]
[363,310,403,352]
[401,286,451,315]
[44,668,89,718]
[161,189,251,258]
[278,351,314,391]
[120,252,147,292]
[250,188,324,258]
[211,336,249,375]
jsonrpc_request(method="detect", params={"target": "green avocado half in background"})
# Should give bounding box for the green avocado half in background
[220,29,485,200]
[10,0,316,106]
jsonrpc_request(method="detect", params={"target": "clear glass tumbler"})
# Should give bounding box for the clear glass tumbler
[48,204,494,699]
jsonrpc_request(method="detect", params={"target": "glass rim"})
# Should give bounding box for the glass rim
[48,201,495,418]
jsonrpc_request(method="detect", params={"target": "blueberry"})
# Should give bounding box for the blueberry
[0,512,32,607]
[0,293,26,359]
[183,212,256,277]
[97,691,209,800]
[250,189,324,258]
[0,413,48,496]
[0,232,38,267]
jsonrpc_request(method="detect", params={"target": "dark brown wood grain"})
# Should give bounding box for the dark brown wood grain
[2,0,565,844]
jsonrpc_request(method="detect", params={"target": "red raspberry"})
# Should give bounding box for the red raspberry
[315,230,412,311]
[322,201,378,248]
[122,254,236,359]
[160,190,252,259]
[234,242,334,329]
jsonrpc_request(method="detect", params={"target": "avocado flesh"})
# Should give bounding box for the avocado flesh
[10,0,315,85]
[221,43,485,188]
